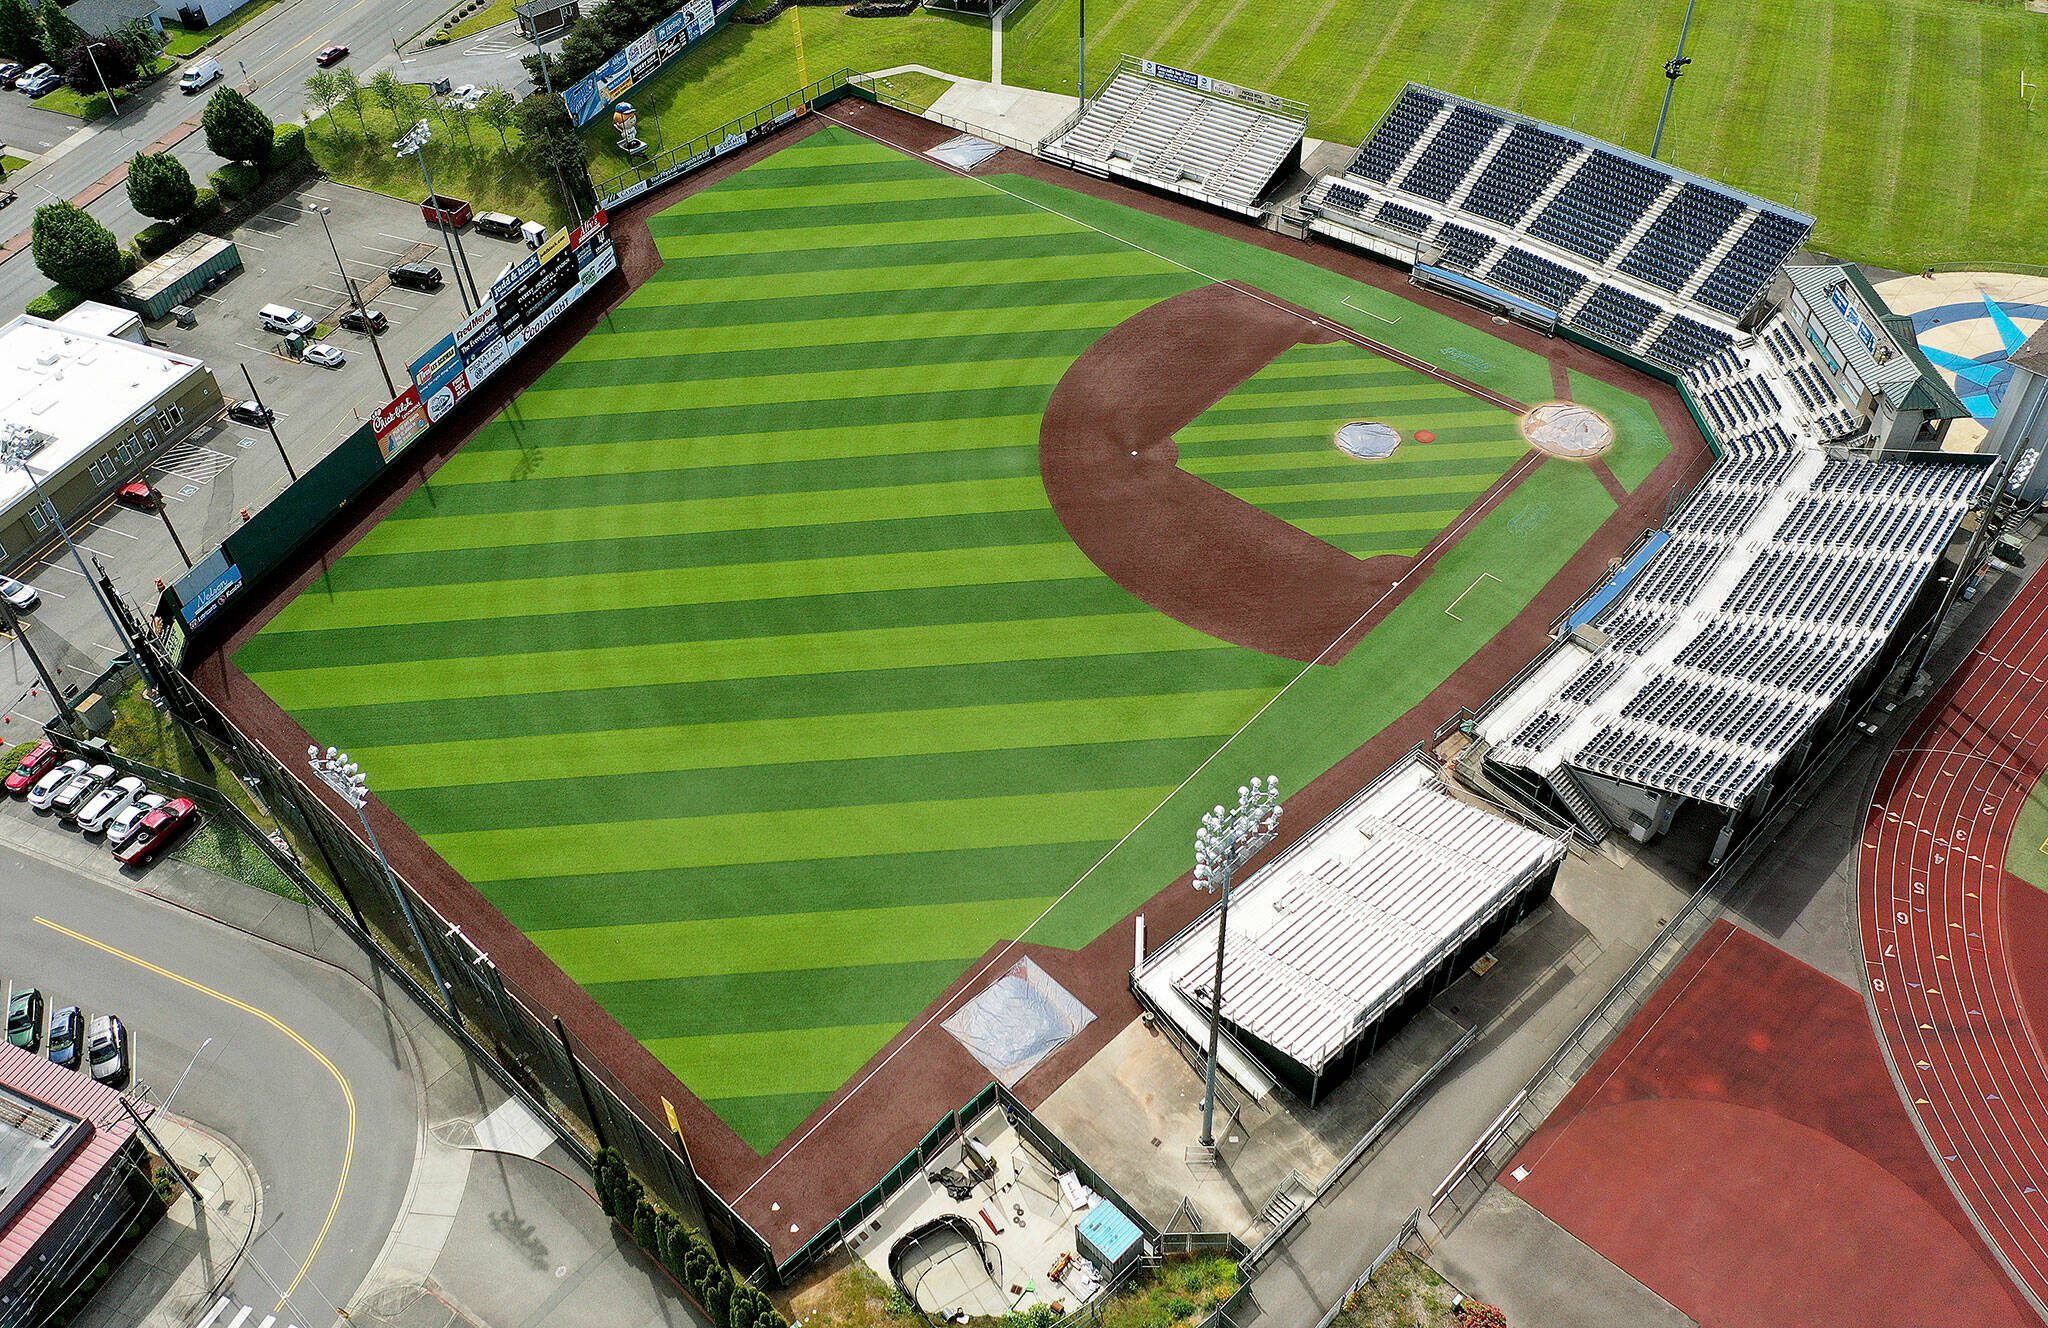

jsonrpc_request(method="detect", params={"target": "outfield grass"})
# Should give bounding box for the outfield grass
[236,125,1662,1152]
[586,0,2048,269]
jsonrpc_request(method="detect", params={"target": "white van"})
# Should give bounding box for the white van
[179,58,223,94]
[258,304,315,336]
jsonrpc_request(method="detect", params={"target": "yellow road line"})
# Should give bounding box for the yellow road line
[34,916,357,1317]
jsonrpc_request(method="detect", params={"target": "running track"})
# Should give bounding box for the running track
[1863,559,2048,1319]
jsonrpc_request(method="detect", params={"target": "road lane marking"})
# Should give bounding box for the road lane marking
[34,916,358,1316]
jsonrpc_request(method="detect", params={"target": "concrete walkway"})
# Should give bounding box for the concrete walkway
[73,1117,263,1328]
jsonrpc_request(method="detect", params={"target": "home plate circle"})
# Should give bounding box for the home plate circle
[1521,402,1615,458]
[1335,421,1401,458]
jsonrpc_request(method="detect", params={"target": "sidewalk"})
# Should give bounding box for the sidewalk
[73,1116,263,1328]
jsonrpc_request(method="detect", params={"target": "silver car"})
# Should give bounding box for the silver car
[107,793,169,850]
[0,575,35,612]
[50,763,115,819]
[26,758,86,811]
[75,775,148,834]
[86,1014,126,1086]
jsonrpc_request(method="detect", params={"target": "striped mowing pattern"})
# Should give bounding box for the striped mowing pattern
[235,126,1635,1153]
[1175,342,1527,558]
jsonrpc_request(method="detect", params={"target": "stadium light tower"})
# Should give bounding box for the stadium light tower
[1650,0,1699,160]
[1191,776,1282,1154]
[393,120,480,313]
[308,744,461,1023]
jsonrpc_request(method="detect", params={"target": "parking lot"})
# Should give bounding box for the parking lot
[0,177,554,730]
[6,969,140,1093]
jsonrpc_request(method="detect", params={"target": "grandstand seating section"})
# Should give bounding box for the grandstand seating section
[1307,84,1813,372]
[1046,68,1307,213]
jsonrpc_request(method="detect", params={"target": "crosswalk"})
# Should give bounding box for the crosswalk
[152,442,237,485]
[195,1297,299,1328]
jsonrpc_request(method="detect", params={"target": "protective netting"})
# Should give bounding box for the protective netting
[942,958,1097,1086]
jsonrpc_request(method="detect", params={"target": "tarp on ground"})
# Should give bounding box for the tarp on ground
[942,958,1095,1086]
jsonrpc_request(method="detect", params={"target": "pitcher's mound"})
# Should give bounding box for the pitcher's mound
[1521,402,1614,458]
[1336,421,1401,459]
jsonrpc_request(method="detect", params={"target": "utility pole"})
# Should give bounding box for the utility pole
[1650,0,1698,160]
[0,591,77,731]
[239,364,297,482]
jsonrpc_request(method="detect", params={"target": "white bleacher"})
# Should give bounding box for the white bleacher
[1478,444,1985,813]
[1300,84,1814,372]
[1042,60,1307,216]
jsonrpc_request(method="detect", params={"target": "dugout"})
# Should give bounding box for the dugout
[1135,753,1567,1107]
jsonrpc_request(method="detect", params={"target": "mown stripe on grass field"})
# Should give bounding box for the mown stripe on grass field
[1206,455,1520,488]
[430,416,1044,488]
[602,271,1195,335]
[654,209,1078,259]
[560,297,1162,364]
[347,689,1274,793]
[650,174,979,218]
[529,896,1059,985]
[629,249,1185,306]
[590,959,966,1039]
[355,474,1053,555]
[546,326,1108,392]
[648,1023,914,1102]
[392,735,1231,836]
[648,192,1015,236]
[1289,508,1469,538]
[1229,472,1506,505]
[513,355,1078,421]
[1179,440,1528,476]
[640,229,1140,281]
[440,783,1176,882]
[703,1093,824,1155]
[244,608,1235,709]
[258,540,1097,633]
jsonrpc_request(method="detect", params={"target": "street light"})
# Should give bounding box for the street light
[393,120,480,313]
[309,204,397,396]
[0,424,154,677]
[1191,775,1282,1154]
[154,501,190,568]
[307,744,460,1023]
[1649,0,1698,160]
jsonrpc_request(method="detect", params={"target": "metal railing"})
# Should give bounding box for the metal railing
[596,70,860,208]
[854,80,1043,153]
[1310,1207,1422,1328]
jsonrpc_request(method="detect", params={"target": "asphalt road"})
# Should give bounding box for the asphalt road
[0,830,423,1326]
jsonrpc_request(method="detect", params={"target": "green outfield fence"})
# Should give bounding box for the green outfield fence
[595,70,870,210]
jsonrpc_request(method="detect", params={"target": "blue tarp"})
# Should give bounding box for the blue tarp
[1564,530,1671,634]
[1077,1200,1142,1264]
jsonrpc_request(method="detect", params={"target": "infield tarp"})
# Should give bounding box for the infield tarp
[942,958,1095,1086]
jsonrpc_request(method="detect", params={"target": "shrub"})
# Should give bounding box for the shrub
[25,284,87,318]
[126,150,197,221]
[201,86,274,164]
[208,162,260,200]
[31,201,123,292]
[134,220,182,257]
[186,186,218,220]
[268,122,306,170]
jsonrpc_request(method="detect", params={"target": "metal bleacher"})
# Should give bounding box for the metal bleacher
[1043,60,1307,216]
[1304,83,1813,372]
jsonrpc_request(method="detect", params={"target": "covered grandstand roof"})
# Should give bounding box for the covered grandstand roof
[1479,448,1986,809]
[1784,264,1968,419]
[1303,83,1814,370]
[1141,755,1564,1076]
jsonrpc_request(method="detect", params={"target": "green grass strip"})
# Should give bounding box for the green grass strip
[513,355,1078,421]
[653,208,1078,259]
[646,1023,910,1100]
[630,250,1185,306]
[590,958,966,1039]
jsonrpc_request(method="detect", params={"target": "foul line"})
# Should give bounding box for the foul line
[35,916,357,1316]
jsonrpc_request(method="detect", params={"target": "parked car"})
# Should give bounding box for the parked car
[448,84,485,109]
[474,211,524,240]
[76,775,148,834]
[314,44,349,66]
[5,741,58,794]
[227,399,274,426]
[115,480,162,512]
[338,306,388,334]
[13,63,52,92]
[50,762,115,819]
[258,303,316,336]
[302,342,346,368]
[86,1014,127,1085]
[7,988,41,1049]
[107,792,170,851]
[27,758,87,810]
[116,797,197,865]
[0,574,38,612]
[420,194,472,228]
[19,70,62,97]
[179,57,222,93]
[388,261,444,292]
[46,1004,82,1069]
[0,62,22,89]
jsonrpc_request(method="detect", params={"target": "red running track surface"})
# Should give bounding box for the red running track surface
[1505,921,2034,1328]
[1863,561,2048,1318]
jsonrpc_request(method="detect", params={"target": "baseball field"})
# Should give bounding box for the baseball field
[234,123,1668,1153]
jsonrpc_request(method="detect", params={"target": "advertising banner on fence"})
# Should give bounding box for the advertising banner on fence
[176,547,244,628]
[409,333,470,424]
[562,0,729,127]
[373,385,428,460]
[455,302,510,392]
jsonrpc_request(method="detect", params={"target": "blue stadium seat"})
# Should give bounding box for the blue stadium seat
[1694,210,1810,317]
[1434,223,1498,272]
[1527,151,1669,263]
[1575,285,1661,348]
[1350,88,1443,183]
[1462,124,1580,227]
[1617,184,1744,295]
[1488,247,1586,313]
[1648,316,1735,370]
[1376,201,1433,235]
[1395,105,1502,202]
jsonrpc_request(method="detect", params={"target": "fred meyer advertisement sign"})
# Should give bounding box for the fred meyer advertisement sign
[562,0,732,127]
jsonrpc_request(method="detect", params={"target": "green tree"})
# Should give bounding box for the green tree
[304,68,342,136]
[201,86,273,165]
[513,92,595,215]
[65,35,139,95]
[125,151,195,221]
[113,18,165,73]
[477,87,516,150]
[367,68,407,128]
[0,0,41,63]
[36,2,83,70]
[333,66,367,130]
[30,201,122,293]
[431,97,472,155]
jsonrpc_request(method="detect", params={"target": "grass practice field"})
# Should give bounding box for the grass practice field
[237,124,1669,1153]
[2007,774,2048,893]
[588,0,2048,272]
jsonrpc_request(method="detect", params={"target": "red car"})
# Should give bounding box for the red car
[315,45,349,66]
[115,796,197,866]
[115,480,162,511]
[4,741,57,795]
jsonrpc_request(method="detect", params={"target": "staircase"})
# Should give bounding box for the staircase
[1546,768,1611,843]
